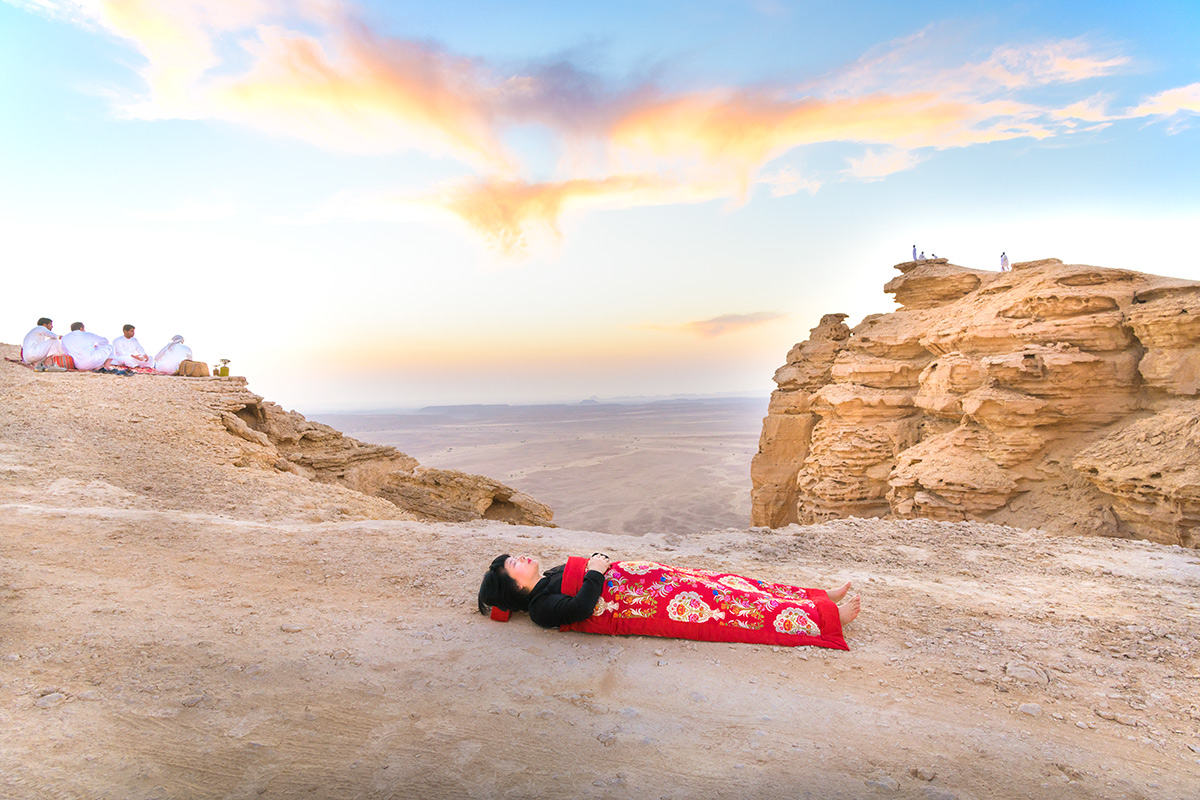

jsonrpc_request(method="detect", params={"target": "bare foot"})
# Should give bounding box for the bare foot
[827,581,852,603]
[838,594,861,626]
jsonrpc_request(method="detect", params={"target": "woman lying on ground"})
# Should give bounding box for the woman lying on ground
[478,552,860,651]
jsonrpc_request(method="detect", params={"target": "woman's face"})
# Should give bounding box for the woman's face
[504,555,541,588]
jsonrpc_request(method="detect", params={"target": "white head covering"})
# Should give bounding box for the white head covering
[171,335,184,344]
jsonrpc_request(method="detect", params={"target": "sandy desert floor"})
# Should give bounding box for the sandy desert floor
[2,350,1199,799]
[318,399,763,536]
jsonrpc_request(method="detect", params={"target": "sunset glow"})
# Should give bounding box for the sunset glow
[3,0,1197,409]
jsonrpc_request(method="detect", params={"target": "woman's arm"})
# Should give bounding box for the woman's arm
[528,569,606,628]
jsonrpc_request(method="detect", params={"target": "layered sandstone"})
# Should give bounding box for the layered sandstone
[205,378,555,526]
[752,258,1200,547]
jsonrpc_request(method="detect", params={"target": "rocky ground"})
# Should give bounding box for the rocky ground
[2,346,1198,799]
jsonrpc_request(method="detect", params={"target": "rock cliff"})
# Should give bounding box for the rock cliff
[751,258,1200,547]
[1,344,554,527]
[205,378,555,526]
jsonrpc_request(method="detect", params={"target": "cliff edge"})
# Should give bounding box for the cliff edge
[751,258,1200,547]
[0,343,553,527]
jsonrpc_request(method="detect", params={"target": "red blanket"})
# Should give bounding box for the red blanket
[560,557,847,650]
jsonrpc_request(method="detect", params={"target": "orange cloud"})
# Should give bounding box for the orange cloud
[213,25,508,167]
[19,2,1171,254]
[429,173,736,254]
[610,90,1043,173]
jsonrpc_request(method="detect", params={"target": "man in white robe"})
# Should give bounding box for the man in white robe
[21,318,64,366]
[112,324,154,370]
[1000,252,1010,272]
[154,335,193,375]
[61,322,116,371]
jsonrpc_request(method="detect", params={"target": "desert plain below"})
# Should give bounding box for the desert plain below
[2,347,1200,799]
[317,398,762,536]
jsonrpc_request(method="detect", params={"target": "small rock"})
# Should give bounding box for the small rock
[35,692,66,708]
[1004,662,1047,684]
[1076,721,1089,729]
[181,695,206,708]
[910,767,936,781]
[1094,707,1117,721]
[865,775,900,791]
[1115,715,1139,727]
[280,624,303,633]
[1018,703,1042,717]
[1187,743,1200,754]
[654,649,665,657]
[924,789,958,800]
[656,660,668,667]
[77,691,101,702]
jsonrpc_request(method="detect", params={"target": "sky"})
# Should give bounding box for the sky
[2,1,1198,411]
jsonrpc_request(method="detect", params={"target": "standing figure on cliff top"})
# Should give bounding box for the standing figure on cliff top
[112,324,153,370]
[912,244,917,261]
[61,322,116,371]
[21,318,66,368]
[479,552,860,651]
[1000,252,1010,271]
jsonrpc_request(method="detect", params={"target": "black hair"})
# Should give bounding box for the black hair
[70,322,84,331]
[478,553,532,616]
[123,324,135,332]
[37,318,52,327]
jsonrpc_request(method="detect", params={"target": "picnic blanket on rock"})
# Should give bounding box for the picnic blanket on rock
[559,557,847,650]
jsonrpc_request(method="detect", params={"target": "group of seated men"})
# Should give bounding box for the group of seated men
[21,318,193,375]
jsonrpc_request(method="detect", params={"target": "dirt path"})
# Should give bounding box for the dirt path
[2,349,1198,799]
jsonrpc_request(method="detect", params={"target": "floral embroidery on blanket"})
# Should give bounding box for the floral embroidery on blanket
[667,592,725,623]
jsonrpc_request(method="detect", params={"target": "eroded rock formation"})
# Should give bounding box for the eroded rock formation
[201,378,554,526]
[752,258,1200,547]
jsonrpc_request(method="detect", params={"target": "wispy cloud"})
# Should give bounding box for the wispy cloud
[847,148,924,180]
[1129,82,1200,121]
[15,1,1188,253]
[644,312,787,338]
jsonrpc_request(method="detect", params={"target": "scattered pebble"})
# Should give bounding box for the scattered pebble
[911,767,936,781]
[35,692,66,708]
[865,775,900,791]
[181,695,206,708]
[924,789,958,800]
[280,624,303,633]
[77,691,101,702]
[1018,703,1042,717]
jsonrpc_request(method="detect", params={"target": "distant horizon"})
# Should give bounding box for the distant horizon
[302,390,770,417]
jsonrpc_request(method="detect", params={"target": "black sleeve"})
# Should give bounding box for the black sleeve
[528,570,605,628]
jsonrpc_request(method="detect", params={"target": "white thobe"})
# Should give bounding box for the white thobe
[154,342,193,374]
[112,336,153,369]
[21,326,63,364]
[61,330,115,371]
